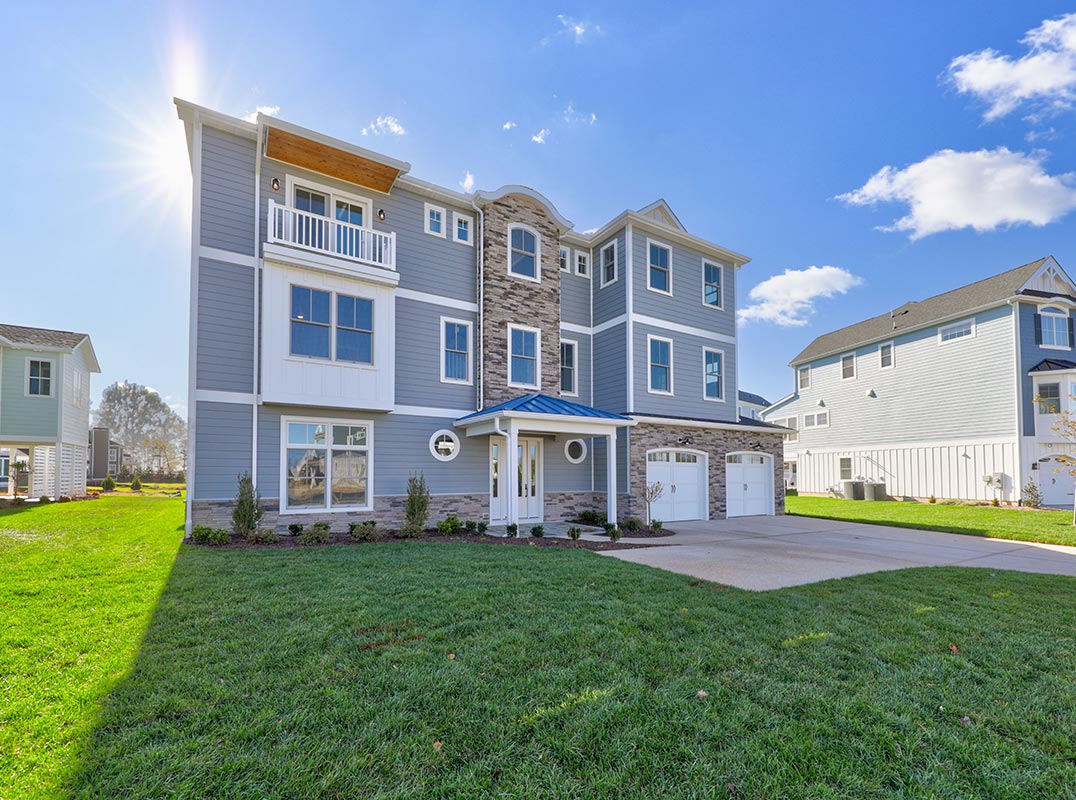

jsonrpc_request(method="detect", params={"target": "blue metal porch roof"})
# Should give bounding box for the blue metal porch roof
[455,393,631,422]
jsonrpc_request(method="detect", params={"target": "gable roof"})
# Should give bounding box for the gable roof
[791,257,1052,365]
[0,323,100,372]
[738,390,771,407]
[455,393,631,422]
[637,199,687,232]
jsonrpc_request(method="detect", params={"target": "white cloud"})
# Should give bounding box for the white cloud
[531,128,550,144]
[542,14,602,46]
[581,227,598,235]
[241,105,280,123]
[503,120,517,130]
[562,102,597,125]
[459,171,475,192]
[361,115,406,137]
[948,13,1076,121]
[739,267,864,327]
[837,147,1076,239]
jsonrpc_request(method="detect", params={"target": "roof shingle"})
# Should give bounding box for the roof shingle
[0,323,88,351]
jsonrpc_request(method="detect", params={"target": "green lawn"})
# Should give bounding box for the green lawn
[788,495,1076,547]
[4,498,1076,798]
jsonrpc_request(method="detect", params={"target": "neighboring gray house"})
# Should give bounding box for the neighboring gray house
[87,426,126,480]
[176,100,785,533]
[0,324,99,498]
[738,390,771,420]
[762,257,1076,506]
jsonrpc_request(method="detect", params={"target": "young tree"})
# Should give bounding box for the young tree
[1050,404,1076,524]
[643,481,665,526]
[94,381,187,475]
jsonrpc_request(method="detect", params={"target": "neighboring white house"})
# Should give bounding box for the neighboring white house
[762,257,1076,506]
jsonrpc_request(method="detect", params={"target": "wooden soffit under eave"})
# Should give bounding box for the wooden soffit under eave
[264,127,402,193]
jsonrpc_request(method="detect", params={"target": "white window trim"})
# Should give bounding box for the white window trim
[599,240,618,287]
[701,259,724,310]
[840,353,856,381]
[779,417,799,443]
[839,457,853,482]
[938,318,976,344]
[647,334,675,396]
[452,211,474,246]
[797,366,811,390]
[440,316,473,385]
[702,346,725,403]
[575,251,589,277]
[1039,307,1071,351]
[285,175,372,228]
[803,411,830,429]
[289,284,376,367]
[429,429,461,462]
[279,416,374,514]
[559,245,572,272]
[646,237,674,297]
[507,223,542,284]
[564,438,588,464]
[424,202,447,238]
[507,323,542,389]
[1035,380,1063,416]
[879,341,895,369]
[560,337,579,397]
[25,357,55,398]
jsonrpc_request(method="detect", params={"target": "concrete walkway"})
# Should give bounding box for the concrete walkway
[601,514,1076,590]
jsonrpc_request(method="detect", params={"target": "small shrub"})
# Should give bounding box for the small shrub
[298,522,332,545]
[463,519,478,533]
[623,516,642,532]
[349,520,382,542]
[992,497,1000,507]
[38,495,51,504]
[567,526,582,541]
[192,525,228,546]
[232,472,263,538]
[530,524,545,538]
[477,521,488,534]
[12,496,25,506]
[928,495,937,504]
[101,475,116,492]
[651,519,664,530]
[602,522,617,537]
[56,495,72,503]
[578,510,607,526]
[402,472,430,537]
[130,475,142,492]
[437,514,463,535]
[287,522,304,536]
[1022,481,1042,508]
[506,523,519,538]
[608,526,622,542]
[248,527,280,545]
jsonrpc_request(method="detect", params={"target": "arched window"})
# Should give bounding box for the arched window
[1039,307,1071,349]
[508,224,540,282]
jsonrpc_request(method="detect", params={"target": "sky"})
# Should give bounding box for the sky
[5,1,1076,413]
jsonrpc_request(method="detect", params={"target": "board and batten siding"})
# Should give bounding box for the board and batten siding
[0,347,59,440]
[197,258,256,393]
[200,127,257,256]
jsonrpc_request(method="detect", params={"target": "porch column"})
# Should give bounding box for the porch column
[606,432,617,524]
[505,421,519,527]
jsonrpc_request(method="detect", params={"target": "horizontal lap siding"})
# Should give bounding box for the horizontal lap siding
[545,434,592,492]
[0,347,58,439]
[193,401,253,500]
[395,299,476,409]
[593,328,626,414]
[1018,301,1075,436]
[560,269,591,326]
[200,128,256,255]
[593,230,626,325]
[632,322,738,422]
[196,259,255,393]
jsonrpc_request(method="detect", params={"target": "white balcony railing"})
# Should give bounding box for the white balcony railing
[267,199,395,270]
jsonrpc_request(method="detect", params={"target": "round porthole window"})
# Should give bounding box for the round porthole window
[565,438,587,464]
[429,430,461,462]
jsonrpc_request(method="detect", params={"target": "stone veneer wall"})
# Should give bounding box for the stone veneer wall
[625,423,786,519]
[480,194,564,407]
[544,490,604,522]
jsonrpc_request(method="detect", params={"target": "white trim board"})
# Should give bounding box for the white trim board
[396,288,479,313]
[632,313,735,344]
[195,390,257,405]
[199,245,258,268]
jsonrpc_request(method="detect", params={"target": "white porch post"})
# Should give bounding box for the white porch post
[606,432,618,524]
[506,421,519,527]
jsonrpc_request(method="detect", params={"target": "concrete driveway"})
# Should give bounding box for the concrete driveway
[601,514,1076,590]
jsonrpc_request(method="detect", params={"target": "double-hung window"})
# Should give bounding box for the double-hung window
[285,420,371,511]
[798,366,810,390]
[880,342,894,368]
[600,242,617,286]
[839,457,852,481]
[336,294,373,364]
[425,203,446,237]
[648,241,672,294]
[27,359,52,397]
[841,354,856,380]
[509,226,539,281]
[576,252,589,276]
[1039,308,1071,349]
[703,348,723,401]
[509,325,540,388]
[290,286,332,359]
[560,339,577,395]
[441,318,472,384]
[453,212,473,245]
[703,261,722,308]
[648,336,673,394]
[559,246,570,272]
[1038,382,1062,414]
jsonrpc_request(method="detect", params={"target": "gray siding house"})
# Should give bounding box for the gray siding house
[176,100,785,533]
[762,257,1076,506]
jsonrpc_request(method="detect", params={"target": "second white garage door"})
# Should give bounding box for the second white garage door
[726,453,774,518]
[646,450,707,522]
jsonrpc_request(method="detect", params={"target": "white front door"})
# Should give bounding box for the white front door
[489,437,544,524]
[727,453,774,518]
[646,450,707,522]
[1039,458,1076,507]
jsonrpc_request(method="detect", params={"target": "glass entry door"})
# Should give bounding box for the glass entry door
[489,437,543,525]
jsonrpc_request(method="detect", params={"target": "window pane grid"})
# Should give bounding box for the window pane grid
[704,263,721,306]
[650,339,671,392]
[511,328,538,386]
[286,421,369,511]
[444,322,469,381]
[649,244,670,292]
[704,351,722,399]
[560,342,575,393]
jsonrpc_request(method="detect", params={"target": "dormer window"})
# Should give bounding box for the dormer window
[508,225,540,282]
[1038,307,1071,349]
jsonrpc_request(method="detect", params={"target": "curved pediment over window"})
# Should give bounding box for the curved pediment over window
[473,185,574,232]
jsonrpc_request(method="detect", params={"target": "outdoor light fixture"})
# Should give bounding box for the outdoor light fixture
[377,208,386,221]
[271,178,280,191]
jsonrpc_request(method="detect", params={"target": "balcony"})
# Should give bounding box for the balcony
[267,199,395,271]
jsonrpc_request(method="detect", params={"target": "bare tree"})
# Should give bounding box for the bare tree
[644,481,665,526]
[1050,400,1076,525]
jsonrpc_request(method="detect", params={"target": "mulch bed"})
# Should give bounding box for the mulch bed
[616,527,676,538]
[207,530,666,551]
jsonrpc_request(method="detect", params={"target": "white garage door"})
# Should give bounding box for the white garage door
[646,450,707,522]
[726,453,774,518]
[1039,458,1075,508]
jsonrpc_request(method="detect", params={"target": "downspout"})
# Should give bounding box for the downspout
[1010,298,1024,504]
[251,119,264,488]
[472,198,484,411]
